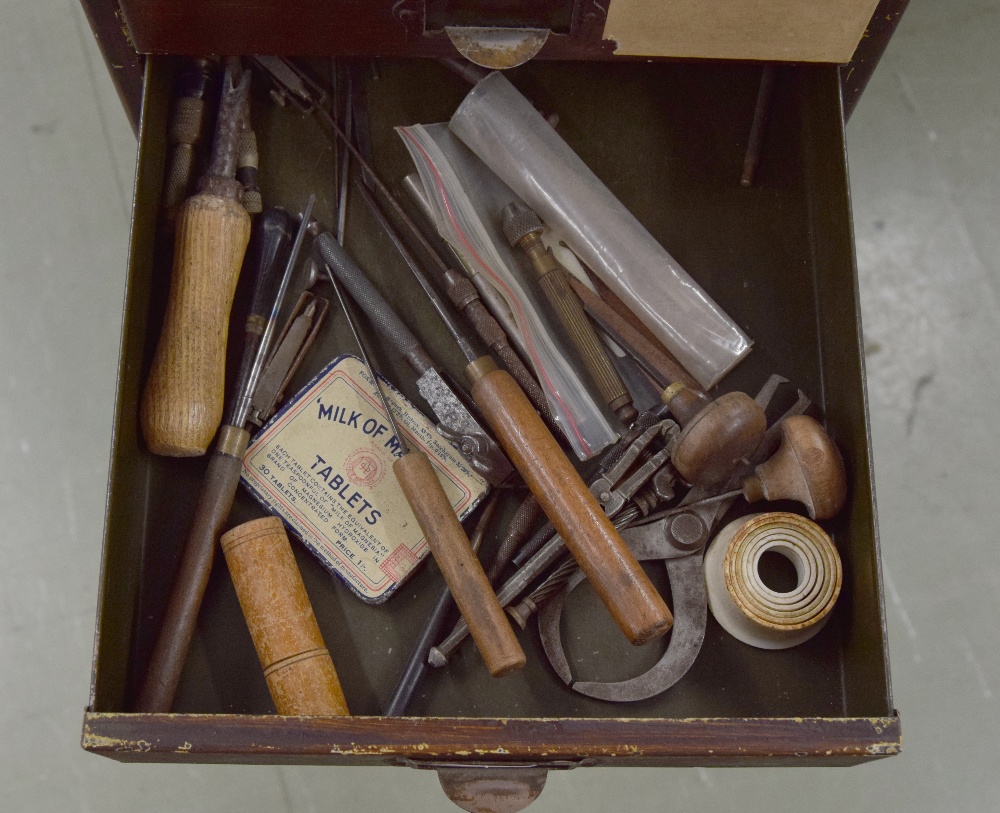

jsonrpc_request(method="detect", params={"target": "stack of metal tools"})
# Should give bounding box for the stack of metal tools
[133,55,851,720]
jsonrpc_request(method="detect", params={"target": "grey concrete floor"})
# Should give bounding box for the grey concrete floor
[2,0,998,810]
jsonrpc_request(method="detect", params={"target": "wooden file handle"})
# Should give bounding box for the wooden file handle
[394,451,526,677]
[141,192,251,456]
[222,517,350,716]
[467,360,673,645]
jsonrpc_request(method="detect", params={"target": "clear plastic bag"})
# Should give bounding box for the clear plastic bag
[397,123,618,460]
[449,72,752,390]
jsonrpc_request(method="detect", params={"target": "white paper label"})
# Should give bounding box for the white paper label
[241,355,488,603]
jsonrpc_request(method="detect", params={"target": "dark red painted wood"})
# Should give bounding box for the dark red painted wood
[83,712,901,766]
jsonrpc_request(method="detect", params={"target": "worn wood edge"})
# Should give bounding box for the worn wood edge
[840,0,911,120]
[82,711,901,763]
[81,58,899,768]
[78,0,144,134]
[91,0,905,129]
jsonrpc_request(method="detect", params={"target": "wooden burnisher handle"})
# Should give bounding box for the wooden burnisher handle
[221,516,350,716]
[468,359,673,645]
[141,192,251,456]
[394,450,526,677]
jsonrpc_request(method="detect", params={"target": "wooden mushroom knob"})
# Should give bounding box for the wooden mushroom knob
[741,415,848,520]
[221,516,349,716]
[666,387,767,487]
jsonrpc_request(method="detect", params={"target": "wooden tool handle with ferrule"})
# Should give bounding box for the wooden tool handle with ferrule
[141,192,251,456]
[467,360,673,645]
[393,450,526,677]
[222,516,350,716]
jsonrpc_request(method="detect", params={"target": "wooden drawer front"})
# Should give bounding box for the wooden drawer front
[118,1,879,63]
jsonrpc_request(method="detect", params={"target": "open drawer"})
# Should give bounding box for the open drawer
[83,55,899,805]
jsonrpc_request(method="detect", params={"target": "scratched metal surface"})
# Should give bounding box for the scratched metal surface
[2,0,999,810]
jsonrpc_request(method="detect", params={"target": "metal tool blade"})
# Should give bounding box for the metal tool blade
[417,368,514,486]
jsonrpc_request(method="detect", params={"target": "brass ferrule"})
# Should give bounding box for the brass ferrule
[661,381,688,405]
[465,356,498,385]
[216,424,251,458]
[520,233,560,277]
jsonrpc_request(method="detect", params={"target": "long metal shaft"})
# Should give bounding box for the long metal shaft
[310,105,455,282]
[355,181,479,363]
[328,242,525,678]
[232,195,315,427]
[484,493,542,584]
[335,69,352,246]
[326,268,408,454]
[135,203,301,712]
[428,504,642,667]
[510,410,662,568]
[253,59,555,423]
[401,173,524,357]
[398,173,556,426]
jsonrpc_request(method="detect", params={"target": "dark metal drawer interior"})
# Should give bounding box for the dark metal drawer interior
[87,56,893,760]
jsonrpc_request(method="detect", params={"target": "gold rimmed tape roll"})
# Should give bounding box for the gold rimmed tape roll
[704,512,842,650]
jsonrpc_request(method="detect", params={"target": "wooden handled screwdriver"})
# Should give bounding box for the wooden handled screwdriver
[317,235,672,647]
[141,60,253,457]
[135,202,311,713]
[325,262,525,678]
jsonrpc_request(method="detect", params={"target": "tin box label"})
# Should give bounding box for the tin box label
[241,355,488,602]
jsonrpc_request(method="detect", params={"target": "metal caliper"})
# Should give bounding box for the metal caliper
[537,376,811,702]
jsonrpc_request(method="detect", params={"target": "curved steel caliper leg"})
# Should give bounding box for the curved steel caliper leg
[538,550,707,702]
[537,377,810,702]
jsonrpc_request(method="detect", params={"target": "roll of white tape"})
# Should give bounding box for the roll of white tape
[704,512,842,650]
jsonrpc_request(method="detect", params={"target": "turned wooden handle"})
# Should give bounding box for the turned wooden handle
[221,516,350,716]
[669,390,767,487]
[469,363,672,645]
[141,192,251,456]
[742,415,848,520]
[394,451,526,677]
